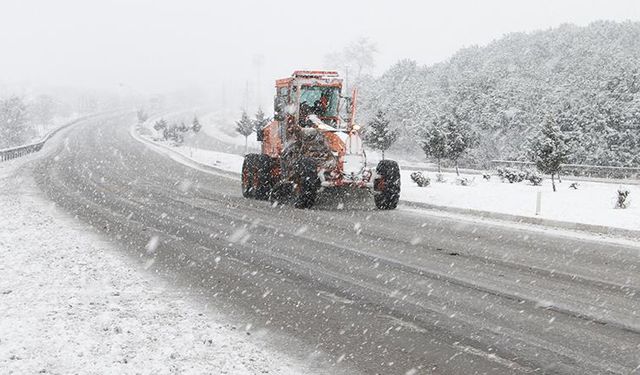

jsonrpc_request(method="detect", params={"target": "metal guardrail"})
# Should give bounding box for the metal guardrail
[0,141,46,161]
[491,160,640,179]
[0,116,92,162]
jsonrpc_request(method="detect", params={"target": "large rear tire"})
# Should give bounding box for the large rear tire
[293,157,318,209]
[241,154,260,198]
[242,154,275,200]
[374,160,400,210]
[255,155,275,200]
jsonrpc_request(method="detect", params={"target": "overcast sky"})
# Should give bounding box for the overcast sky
[1,0,639,107]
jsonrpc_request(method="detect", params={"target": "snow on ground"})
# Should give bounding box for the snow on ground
[138,112,640,233]
[401,171,640,231]
[0,159,313,374]
[175,146,244,172]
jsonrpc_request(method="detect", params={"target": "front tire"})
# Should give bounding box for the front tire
[241,154,260,198]
[374,160,400,210]
[292,157,318,209]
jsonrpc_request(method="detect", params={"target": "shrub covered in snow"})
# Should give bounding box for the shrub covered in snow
[456,176,475,186]
[497,167,526,183]
[150,118,201,145]
[496,167,542,185]
[569,182,579,190]
[410,172,430,187]
[482,173,491,181]
[615,189,631,209]
[435,173,446,183]
[162,125,185,144]
[525,170,543,186]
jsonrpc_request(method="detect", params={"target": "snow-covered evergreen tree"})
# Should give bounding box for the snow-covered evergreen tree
[153,118,167,132]
[253,107,270,135]
[445,113,476,175]
[529,117,569,192]
[192,116,202,133]
[421,116,449,173]
[178,121,189,133]
[364,110,399,159]
[235,111,254,154]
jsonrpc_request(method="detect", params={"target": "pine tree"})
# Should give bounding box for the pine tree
[177,121,190,134]
[192,116,202,133]
[235,110,254,154]
[529,117,569,192]
[446,113,476,175]
[421,116,449,173]
[364,110,399,160]
[253,107,270,137]
[153,118,167,132]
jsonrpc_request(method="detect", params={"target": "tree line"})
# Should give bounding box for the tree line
[0,95,69,149]
[358,21,640,170]
[362,108,568,191]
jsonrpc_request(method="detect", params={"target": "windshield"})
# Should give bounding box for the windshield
[298,86,339,118]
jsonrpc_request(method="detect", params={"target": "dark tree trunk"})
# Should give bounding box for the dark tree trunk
[551,173,557,192]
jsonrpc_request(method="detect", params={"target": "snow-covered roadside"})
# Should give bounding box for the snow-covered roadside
[0,160,312,374]
[400,171,640,231]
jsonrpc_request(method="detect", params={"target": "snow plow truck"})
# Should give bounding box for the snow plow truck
[242,70,400,209]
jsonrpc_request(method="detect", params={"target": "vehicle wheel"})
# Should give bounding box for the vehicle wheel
[255,155,275,200]
[292,157,318,209]
[374,160,400,210]
[241,154,260,198]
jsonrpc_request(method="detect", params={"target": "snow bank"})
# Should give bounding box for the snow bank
[168,146,244,173]
[0,161,311,374]
[401,170,640,231]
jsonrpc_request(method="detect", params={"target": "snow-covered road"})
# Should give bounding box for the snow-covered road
[0,146,316,374]
[26,112,640,374]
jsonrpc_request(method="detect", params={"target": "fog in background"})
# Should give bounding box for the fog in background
[1,0,639,111]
